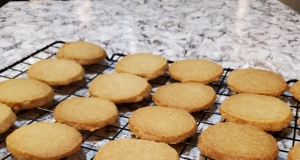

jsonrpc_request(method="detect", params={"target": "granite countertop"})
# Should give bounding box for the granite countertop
[0,0,299,80]
[0,0,300,160]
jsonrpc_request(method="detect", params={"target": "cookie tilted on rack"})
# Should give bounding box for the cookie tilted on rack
[153,82,216,113]
[93,138,179,160]
[227,68,288,97]
[115,53,168,80]
[27,59,84,86]
[289,80,300,102]
[198,122,279,160]
[88,73,152,104]
[0,103,16,134]
[56,41,107,65]
[0,78,54,110]
[220,93,293,131]
[168,59,223,84]
[128,106,197,144]
[54,97,118,132]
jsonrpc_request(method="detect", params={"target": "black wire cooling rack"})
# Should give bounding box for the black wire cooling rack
[0,41,299,160]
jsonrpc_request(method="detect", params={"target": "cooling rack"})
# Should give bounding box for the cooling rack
[0,41,299,160]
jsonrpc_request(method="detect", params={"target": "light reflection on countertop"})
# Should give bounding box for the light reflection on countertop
[0,0,299,80]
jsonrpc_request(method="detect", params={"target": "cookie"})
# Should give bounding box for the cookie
[56,41,107,65]
[27,59,85,86]
[153,82,216,113]
[288,143,300,160]
[6,122,82,160]
[0,78,54,110]
[93,138,179,160]
[0,103,16,133]
[220,93,293,131]
[128,106,197,144]
[168,59,223,84]
[198,122,279,160]
[227,68,288,97]
[54,97,118,132]
[115,53,168,80]
[89,73,152,104]
[289,80,300,101]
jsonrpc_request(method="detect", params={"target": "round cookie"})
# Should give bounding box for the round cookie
[6,122,82,160]
[0,103,16,133]
[220,93,293,131]
[198,122,279,160]
[54,97,118,132]
[227,68,288,97]
[290,80,300,101]
[288,143,300,160]
[56,41,107,65]
[93,138,179,160]
[0,78,54,110]
[128,106,197,144]
[115,53,168,80]
[89,73,152,104]
[27,59,85,86]
[153,83,216,113]
[168,59,223,84]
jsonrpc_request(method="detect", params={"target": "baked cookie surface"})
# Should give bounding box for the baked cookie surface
[128,106,197,144]
[54,97,118,132]
[93,138,179,160]
[0,103,16,134]
[56,41,107,65]
[168,59,223,84]
[6,122,82,160]
[0,78,54,110]
[89,73,152,103]
[290,80,300,101]
[288,143,300,160]
[227,68,288,97]
[153,83,216,113]
[115,53,168,80]
[27,59,84,86]
[198,122,279,160]
[220,93,293,131]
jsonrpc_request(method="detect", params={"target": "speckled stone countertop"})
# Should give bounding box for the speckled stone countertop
[0,0,299,80]
[0,1,300,160]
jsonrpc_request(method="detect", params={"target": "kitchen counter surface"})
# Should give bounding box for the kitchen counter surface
[0,1,300,160]
[0,0,300,80]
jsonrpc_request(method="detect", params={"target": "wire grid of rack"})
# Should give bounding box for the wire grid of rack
[0,41,299,160]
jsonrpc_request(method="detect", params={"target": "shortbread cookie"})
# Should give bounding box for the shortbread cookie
[168,59,223,84]
[0,103,16,133]
[6,122,82,160]
[115,53,168,80]
[94,138,179,160]
[89,73,152,103]
[288,143,300,160]
[227,68,288,97]
[198,122,279,160]
[57,41,107,65]
[129,106,197,144]
[27,59,84,86]
[290,80,300,101]
[153,83,216,113]
[220,93,293,131]
[54,97,118,131]
[0,78,54,110]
